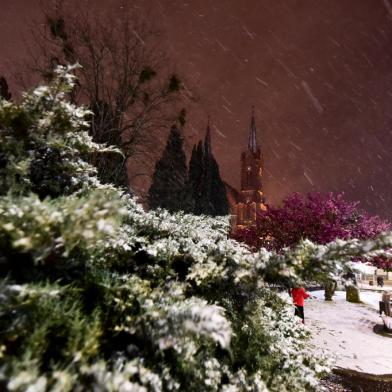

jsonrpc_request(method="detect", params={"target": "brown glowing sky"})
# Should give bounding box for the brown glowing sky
[2,0,392,218]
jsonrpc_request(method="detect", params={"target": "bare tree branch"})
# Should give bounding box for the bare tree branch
[22,0,187,190]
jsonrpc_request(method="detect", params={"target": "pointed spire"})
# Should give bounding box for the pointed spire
[248,106,258,153]
[204,116,212,157]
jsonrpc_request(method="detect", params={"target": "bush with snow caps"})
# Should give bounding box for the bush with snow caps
[1,66,392,391]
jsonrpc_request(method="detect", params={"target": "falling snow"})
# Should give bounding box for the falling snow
[304,172,314,186]
[1,0,392,219]
[301,81,324,114]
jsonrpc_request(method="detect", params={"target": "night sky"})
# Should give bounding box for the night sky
[2,0,392,218]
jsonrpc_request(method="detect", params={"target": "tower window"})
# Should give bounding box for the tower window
[246,170,251,187]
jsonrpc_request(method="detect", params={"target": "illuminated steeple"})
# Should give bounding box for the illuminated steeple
[247,106,258,153]
[235,106,267,226]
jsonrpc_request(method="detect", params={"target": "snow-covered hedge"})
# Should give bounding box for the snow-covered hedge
[1,66,391,391]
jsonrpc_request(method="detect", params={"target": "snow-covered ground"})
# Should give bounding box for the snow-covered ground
[311,289,382,310]
[296,290,392,375]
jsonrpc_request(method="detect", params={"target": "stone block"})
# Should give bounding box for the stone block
[346,285,360,303]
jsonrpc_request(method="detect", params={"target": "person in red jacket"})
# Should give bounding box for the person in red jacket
[290,286,310,323]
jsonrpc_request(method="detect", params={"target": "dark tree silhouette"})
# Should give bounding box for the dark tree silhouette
[188,125,229,216]
[188,141,204,214]
[148,126,193,213]
[0,77,11,101]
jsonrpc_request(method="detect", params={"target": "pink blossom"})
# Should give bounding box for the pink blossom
[232,192,390,268]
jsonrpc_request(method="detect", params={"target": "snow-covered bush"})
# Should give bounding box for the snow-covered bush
[1,66,392,391]
[0,64,118,198]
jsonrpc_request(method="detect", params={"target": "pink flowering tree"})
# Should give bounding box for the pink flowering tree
[234,192,389,250]
[371,256,392,271]
[232,192,390,298]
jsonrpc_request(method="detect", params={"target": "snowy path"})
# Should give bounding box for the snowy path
[304,290,392,375]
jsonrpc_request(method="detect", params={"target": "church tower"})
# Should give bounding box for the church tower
[236,108,267,226]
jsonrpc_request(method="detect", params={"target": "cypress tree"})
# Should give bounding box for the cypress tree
[188,123,229,216]
[0,77,11,101]
[188,141,204,214]
[200,125,214,215]
[148,126,193,212]
[210,156,229,215]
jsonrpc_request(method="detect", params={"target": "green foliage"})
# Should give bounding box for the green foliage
[0,64,119,198]
[0,190,123,267]
[2,66,392,391]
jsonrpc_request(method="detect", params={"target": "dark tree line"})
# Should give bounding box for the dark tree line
[148,124,229,216]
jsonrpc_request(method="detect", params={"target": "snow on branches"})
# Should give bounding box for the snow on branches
[1,66,392,391]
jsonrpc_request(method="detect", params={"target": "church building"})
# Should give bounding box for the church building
[226,109,267,226]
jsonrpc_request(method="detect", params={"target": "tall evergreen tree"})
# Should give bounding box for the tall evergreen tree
[189,123,229,216]
[148,126,193,212]
[199,125,214,215]
[210,156,230,215]
[0,77,11,100]
[188,141,204,214]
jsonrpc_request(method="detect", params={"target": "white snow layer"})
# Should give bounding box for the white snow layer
[304,290,392,375]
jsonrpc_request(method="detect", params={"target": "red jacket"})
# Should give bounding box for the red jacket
[291,288,310,307]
